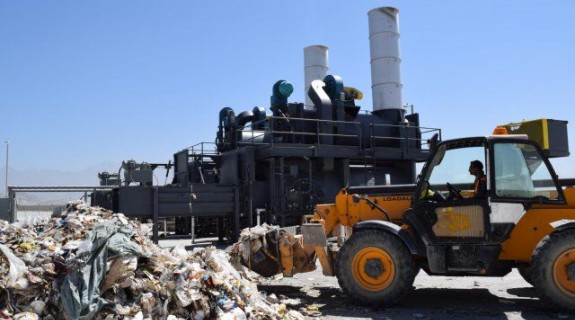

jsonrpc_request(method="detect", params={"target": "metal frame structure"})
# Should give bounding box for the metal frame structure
[6,186,114,223]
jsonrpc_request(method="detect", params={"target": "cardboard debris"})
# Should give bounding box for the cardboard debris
[228,224,281,276]
[0,201,304,319]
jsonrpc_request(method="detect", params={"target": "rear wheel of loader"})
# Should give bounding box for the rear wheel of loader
[532,230,575,312]
[335,229,416,306]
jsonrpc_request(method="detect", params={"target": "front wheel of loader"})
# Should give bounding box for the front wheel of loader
[517,266,533,286]
[532,230,575,312]
[335,229,416,306]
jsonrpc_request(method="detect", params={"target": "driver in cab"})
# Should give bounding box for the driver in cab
[469,160,487,199]
[421,160,488,201]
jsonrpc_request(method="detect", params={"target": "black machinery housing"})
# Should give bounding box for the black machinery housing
[92,75,440,242]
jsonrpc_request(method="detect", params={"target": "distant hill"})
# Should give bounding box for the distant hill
[0,161,118,204]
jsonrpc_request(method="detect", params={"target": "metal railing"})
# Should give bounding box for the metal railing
[186,142,218,156]
[239,116,363,147]
[368,122,442,150]
[4,186,115,223]
[236,116,441,152]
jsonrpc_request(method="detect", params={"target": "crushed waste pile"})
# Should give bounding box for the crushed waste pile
[0,201,305,320]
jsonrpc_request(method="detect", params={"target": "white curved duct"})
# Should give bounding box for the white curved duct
[368,7,402,111]
[304,45,329,110]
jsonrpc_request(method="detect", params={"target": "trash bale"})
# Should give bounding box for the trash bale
[0,201,304,319]
[228,224,285,278]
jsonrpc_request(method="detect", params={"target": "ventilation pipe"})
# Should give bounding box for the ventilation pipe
[368,7,402,111]
[304,45,329,110]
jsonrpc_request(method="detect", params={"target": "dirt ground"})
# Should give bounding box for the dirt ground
[161,238,575,320]
[258,267,573,320]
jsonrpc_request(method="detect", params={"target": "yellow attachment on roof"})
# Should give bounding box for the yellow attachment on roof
[498,118,570,158]
[343,86,363,100]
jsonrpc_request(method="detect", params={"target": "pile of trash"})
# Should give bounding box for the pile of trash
[0,202,304,320]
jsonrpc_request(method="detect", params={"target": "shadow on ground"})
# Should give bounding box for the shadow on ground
[258,284,573,319]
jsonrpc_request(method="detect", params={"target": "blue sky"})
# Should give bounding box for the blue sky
[1,1,574,178]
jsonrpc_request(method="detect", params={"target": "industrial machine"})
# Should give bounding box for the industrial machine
[98,172,120,186]
[92,71,436,241]
[237,119,575,311]
[92,7,441,243]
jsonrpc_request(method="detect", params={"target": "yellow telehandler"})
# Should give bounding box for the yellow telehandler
[235,119,575,311]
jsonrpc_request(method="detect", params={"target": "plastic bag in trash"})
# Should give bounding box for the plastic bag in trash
[0,243,29,289]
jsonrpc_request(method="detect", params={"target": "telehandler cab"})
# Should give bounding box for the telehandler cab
[236,121,575,311]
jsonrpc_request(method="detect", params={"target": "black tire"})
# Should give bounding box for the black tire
[531,230,575,312]
[335,229,416,306]
[517,266,533,286]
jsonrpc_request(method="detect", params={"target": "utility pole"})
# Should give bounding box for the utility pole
[4,141,8,197]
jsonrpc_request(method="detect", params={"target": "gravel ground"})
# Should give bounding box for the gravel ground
[160,238,575,320]
[258,268,569,320]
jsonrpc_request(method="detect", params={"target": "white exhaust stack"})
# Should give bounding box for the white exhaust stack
[304,45,329,110]
[368,7,402,111]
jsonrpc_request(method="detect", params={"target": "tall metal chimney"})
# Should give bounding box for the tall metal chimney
[368,7,402,111]
[304,45,329,110]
